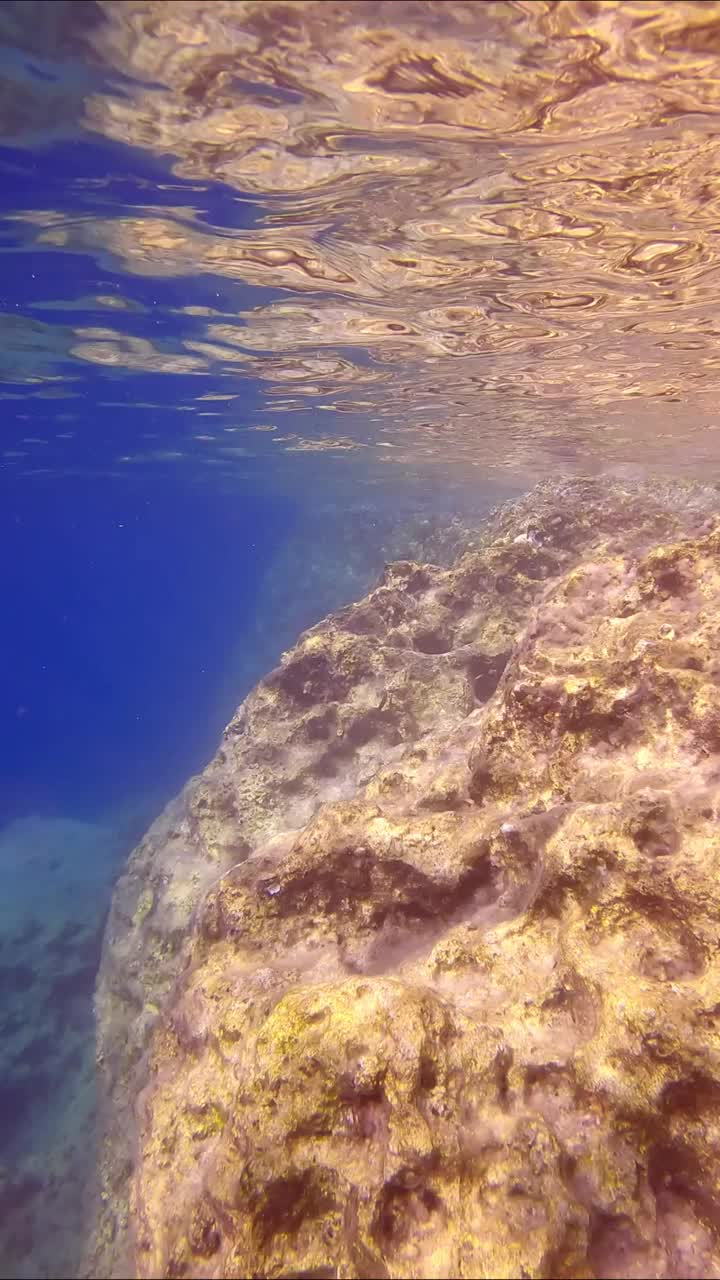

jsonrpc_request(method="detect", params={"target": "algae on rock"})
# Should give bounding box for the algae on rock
[87,479,720,1280]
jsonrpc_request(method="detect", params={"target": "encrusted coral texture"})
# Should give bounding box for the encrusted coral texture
[89,480,720,1279]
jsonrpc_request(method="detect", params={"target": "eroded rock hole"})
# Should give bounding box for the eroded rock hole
[419,1056,438,1090]
[468,651,511,703]
[413,627,453,655]
[188,1202,221,1257]
[655,567,688,596]
[587,1211,648,1280]
[252,1171,336,1246]
[648,1138,720,1235]
[371,1173,443,1251]
[338,1075,389,1141]
[659,1074,720,1117]
[627,795,679,857]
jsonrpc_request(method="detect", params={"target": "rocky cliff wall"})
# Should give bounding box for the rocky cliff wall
[87,478,720,1279]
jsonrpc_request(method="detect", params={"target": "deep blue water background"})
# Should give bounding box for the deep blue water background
[0,131,325,1279]
[0,138,295,824]
[0,472,294,822]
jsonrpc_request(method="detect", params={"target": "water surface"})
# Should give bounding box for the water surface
[5,1,720,485]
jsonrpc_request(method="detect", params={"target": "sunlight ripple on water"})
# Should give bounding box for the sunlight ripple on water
[2,1,720,487]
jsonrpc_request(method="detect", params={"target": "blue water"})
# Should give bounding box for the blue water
[0,84,489,1280]
[0,130,296,1277]
[0,129,486,820]
[0,140,295,808]
[1,474,294,820]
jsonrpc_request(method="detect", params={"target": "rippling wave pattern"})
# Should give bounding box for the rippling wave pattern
[4,0,720,484]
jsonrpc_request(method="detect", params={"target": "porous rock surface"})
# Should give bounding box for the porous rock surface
[89,479,720,1279]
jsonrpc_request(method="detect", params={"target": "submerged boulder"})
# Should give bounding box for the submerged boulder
[87,479,720,1279]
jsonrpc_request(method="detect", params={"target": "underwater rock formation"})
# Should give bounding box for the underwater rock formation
[88,479,720,1279]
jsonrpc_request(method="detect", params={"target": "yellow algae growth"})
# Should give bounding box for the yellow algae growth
[87,479,720,1279]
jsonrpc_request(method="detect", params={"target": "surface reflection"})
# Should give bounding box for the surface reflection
[3,0,720,482]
